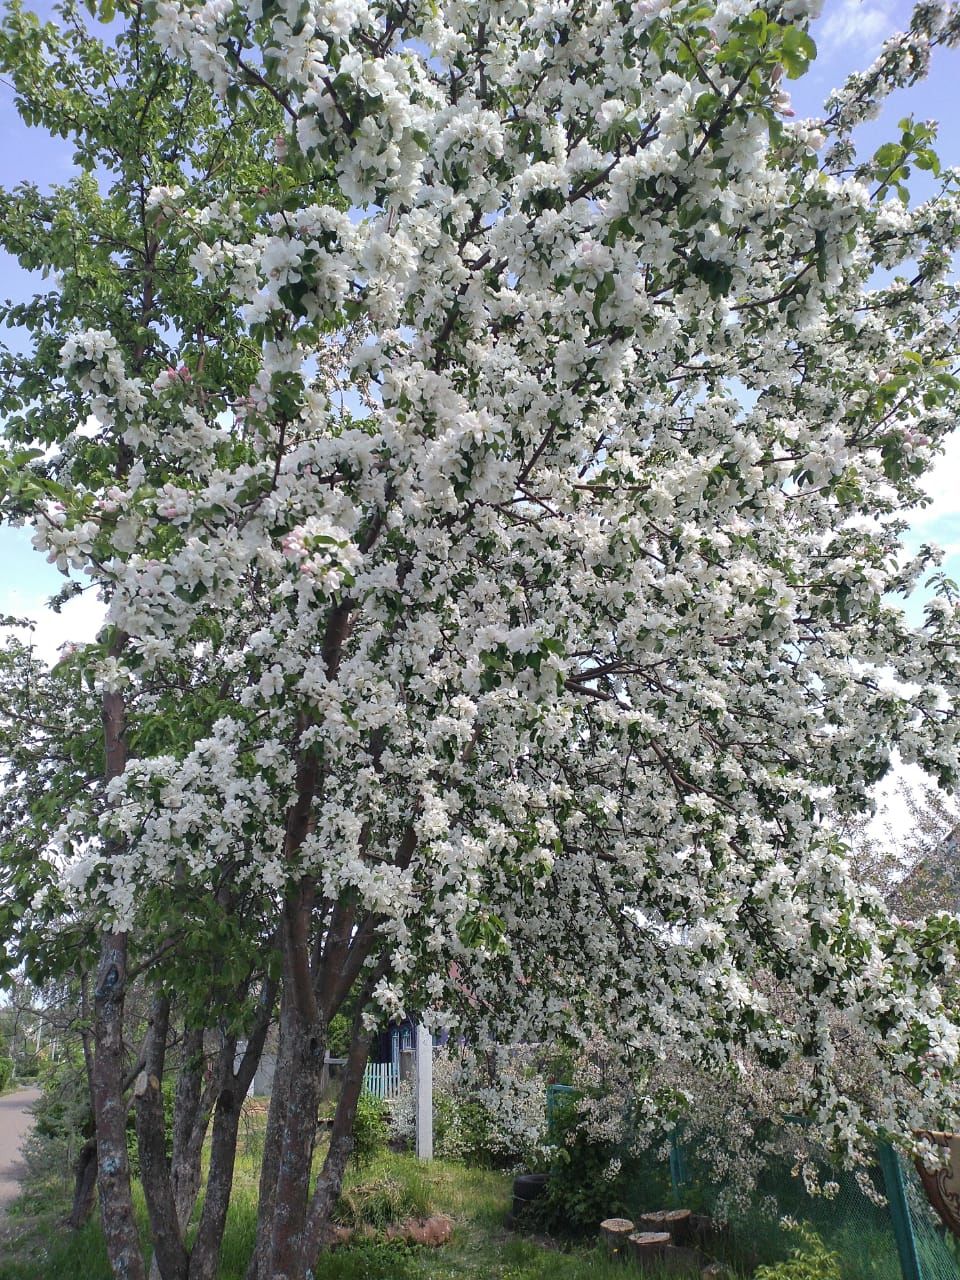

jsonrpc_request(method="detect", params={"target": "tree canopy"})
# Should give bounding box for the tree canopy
[3,0,960,1276]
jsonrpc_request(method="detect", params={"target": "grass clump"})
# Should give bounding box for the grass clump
[350,1091,390,1168]
[335,1170,433,1229]
[0,1216,113,1280]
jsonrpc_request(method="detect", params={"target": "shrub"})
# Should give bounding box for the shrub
[0,1027,11,1091]
[531,1089,672,1236]
[533,1126,629,1232]
[352,1089,389,1167]
[327,1012,352,1058]
[26,1047,174,1179]
[16,1050,92,1209]
[389,1046,548,1169]
[31,1050,90,1143]
[753,1224,842,1280]
[14,1050,40,1079]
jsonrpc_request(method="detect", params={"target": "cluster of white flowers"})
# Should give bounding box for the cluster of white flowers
[31,501,99,572]
[59,329,146,431]
[280,516,363,594]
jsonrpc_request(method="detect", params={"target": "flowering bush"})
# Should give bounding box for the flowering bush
[390,1046,549,1168]
[534,1086,674,1235]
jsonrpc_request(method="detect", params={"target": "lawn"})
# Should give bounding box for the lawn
[0,1130,720,1280]
[6,1103,947,1280]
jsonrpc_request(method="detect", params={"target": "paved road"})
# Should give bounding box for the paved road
[0,1087,41,1215]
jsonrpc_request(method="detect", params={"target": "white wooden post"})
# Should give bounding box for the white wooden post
[414,1022,433,1161]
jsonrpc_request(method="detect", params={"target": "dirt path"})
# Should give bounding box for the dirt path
[0,1087,41,1216]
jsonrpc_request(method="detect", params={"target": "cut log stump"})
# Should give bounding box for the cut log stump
[600,1218,635,1257]
[627,1230,671,1268]
[692,1214,730,1255]
[638,1208,692,1246]
[657,1244,708,1277]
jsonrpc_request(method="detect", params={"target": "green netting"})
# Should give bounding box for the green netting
[682,1139,901,1278]
[547,1090,960,1280]
[900,1149,960,1280]
[542,1088,959,1280]
[670,1125,959,1280]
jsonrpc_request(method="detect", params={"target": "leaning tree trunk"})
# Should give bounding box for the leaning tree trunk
[145,1018,215,1280]
[299,1019,373,1266]
[245,998,292,1280]
[170,1027,209,1233]
[68,1136,99,1229]
[91,924,146,1280]
[69,974,100,1229]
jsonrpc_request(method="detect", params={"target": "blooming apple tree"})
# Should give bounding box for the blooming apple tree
[6,0,960,1275]
[0,1,327,1274]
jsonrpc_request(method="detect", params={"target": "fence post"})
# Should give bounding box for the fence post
[669,1128,689,1200]
[878,1142,924,1280]
[545,1084,577,1138]
[415,1023,433,1160]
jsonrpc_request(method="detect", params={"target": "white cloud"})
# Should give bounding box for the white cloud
[1,586,105,666]
[819,0,894,49]
[867,756,930,843]
[910,431,960,527]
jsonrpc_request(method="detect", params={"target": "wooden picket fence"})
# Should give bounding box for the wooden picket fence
[363,1061,401,1100]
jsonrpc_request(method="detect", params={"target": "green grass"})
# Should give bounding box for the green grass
[0,1183,150,1280]
[6,1120,914,1280]
[0,1135,729,1280]
[21,1106,915,1280]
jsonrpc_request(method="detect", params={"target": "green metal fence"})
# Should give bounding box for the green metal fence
[543,1086,959,1280]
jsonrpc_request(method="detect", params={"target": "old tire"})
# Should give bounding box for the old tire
[511,1172,549,1219]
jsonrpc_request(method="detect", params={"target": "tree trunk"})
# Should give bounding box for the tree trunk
[70,975,99,1230]
[92,677,146,1280]
[147,1026,216,1280]
[245,1005,292,1280]
[189,981,275,1280]
[92,927,146,1280]
[264,1003,326,1279]
[68,1136,99,1229]
[300,1022,373,1268]
[170,1027,209,1232]
[135,995,188,1280]
[185,1037,240,1280]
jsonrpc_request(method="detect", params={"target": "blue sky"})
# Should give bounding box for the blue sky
[0,0,958,661]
